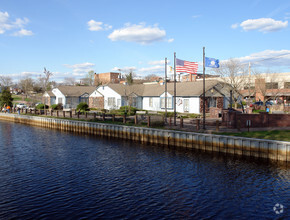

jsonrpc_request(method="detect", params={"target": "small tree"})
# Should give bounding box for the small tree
[0,88,13,107]
[76,102,89,112]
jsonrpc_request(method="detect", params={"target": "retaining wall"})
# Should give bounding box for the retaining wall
[0,113,289,162]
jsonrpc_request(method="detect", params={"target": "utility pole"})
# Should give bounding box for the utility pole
[174,52,177,126]
[203,47,206,130]
[165,57,167,124]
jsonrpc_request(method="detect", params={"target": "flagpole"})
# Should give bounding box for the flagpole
[203,47,206,130]
[174,52,177,126]
[165,57,167,124]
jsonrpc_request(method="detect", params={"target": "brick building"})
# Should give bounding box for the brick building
[94,72,120,86]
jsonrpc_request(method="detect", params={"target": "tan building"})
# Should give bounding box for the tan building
[94,72,120,85]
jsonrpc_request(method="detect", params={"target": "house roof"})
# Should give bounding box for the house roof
[105,80,227,97]
[56,86,96,97]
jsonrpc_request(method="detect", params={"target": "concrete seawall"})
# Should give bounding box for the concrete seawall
[0,113,289,162]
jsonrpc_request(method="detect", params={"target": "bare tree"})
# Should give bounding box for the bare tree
[38,67,53,92]
[253,70,282,102]
[144,74,158,81]
[63,77,76,86]
[212,59,247,107]
[0,76,13,88]
[19,76,35,98]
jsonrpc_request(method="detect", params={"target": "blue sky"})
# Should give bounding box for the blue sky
[1,0,290,82]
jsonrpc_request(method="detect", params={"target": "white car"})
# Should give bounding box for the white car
[16,103,27,109]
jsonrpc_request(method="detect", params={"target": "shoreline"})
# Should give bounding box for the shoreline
[0,113,289,162]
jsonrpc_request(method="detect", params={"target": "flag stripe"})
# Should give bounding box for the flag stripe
[176,58,198,74]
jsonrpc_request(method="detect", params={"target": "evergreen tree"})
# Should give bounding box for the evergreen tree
[0,88,13,107]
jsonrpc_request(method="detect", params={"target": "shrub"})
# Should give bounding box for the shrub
[119,106,139,115]
[36,104,49,109]
[51,103,63,110]
[76,102,89,112]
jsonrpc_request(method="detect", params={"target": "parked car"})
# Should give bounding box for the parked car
[265,101,274,106]
[16,103,27,109]
[253,101,263,106]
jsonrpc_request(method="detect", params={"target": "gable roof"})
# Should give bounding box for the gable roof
[103,80,227,97]
[56,86,96,97]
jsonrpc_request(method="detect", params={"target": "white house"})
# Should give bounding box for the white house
[43,86,96,108]
[96,80,235,114]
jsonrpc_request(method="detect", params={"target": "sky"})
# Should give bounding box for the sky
[0,0,290,82]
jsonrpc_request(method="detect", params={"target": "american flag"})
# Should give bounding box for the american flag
[176,58,198,74]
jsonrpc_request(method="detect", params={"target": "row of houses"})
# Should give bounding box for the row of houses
[43,80,235,114]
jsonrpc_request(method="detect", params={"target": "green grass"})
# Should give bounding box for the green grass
[217,130,290,142]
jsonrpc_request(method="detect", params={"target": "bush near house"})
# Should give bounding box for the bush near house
[76,102,89,112]
[51,103,63,110]
[36,104,49,109]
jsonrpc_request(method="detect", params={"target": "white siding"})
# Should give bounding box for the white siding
[97,86,122,110]
[142,97,161,111]
[52,88,66,105]
[175,97,200,114]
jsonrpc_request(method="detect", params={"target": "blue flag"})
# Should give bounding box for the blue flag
[205,57,219,68]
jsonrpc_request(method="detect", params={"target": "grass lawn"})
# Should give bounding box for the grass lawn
[217,130,290,142]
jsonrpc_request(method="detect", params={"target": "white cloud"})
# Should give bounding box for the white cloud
[0,11,33,36]
[87,19,112,31]
[112,66,136,73]
[167,38,174,43]
[64,62,95,76]
[12,29,34,36]
[138,65,164,73]
[148,60,165,65]
[239,18,288,33]
[236,50,290,67]
[108,23,167,44]
[231,23,239,29]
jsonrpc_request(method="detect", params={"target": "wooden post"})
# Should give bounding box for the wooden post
[93,112,96,119]
[196,119,200,131]
[169,117,172,126]
[70,111,72,118]
[51,110,53,116]
[147,116,151,127]
[123,114,126,123]
[25,109,28,114]
[135,115,138,125]
[63,111,65,118]
[216,120,219,132]
[180,117,183,128]
[102,113,105,121]
[57,111,59,117]
[112,114,115,122]
[77,111,80,119]
[85,112,88,118]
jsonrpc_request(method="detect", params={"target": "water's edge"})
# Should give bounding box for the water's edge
[0,113,289,162]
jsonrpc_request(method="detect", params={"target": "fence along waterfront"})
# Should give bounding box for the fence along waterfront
[0,113,289,162]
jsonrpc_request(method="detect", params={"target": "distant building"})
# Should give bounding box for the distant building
[94,72,120,86]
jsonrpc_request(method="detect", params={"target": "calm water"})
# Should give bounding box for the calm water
[0,121,289,219]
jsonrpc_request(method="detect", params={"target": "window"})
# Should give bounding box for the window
[208,97,216,108]
[160,97,173,109]
[117,99,121,107]
[266,82,278,89]
[284,82,290,89]
[108,97,115,106]
[58,97,62,104]
[149,98,153,107]
[184,99,189,112]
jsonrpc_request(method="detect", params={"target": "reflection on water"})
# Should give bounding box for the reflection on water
[0,121,289,219]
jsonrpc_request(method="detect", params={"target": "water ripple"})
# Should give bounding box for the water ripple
[0,121,289,219]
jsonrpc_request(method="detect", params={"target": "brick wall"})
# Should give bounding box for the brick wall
[223,111,290,128]
[94,72,120,85]
[89,97,104,109]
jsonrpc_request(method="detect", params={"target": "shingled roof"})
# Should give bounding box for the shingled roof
[105,80,224,97]
[56,86,96,96]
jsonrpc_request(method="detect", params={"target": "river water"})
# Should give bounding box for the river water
[0,121,289,219]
